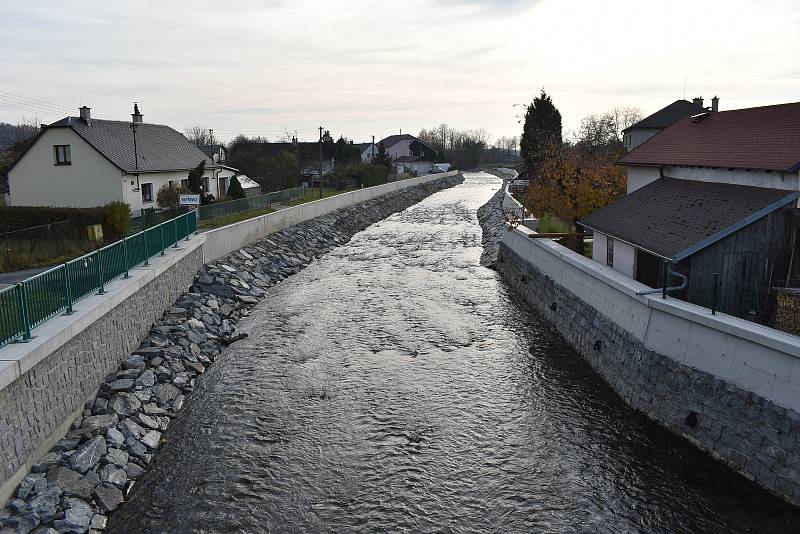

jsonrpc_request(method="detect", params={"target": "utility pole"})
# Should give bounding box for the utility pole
[209,128,215,197]
[372,134,375,163]
[318,126,324,200]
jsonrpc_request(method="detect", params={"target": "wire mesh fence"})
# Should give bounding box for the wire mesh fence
[0,210,197,348]
[650,261,800,339]
[0,221,96,273]
[196,185,306,223]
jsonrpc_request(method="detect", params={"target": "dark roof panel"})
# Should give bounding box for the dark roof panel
[379,134,415,148]
[48,117,213,173]
[579,178,797,260]
[618,102,800,172]
[623,100,707,132]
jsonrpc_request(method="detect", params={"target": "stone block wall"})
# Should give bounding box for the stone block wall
[0,245,203,488]
[496,241,800,505]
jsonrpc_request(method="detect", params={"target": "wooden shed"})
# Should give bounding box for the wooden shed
[579,177,799,322]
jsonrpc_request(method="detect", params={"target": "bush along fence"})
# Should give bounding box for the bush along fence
[0,211,197,348]
[196,185,306,223]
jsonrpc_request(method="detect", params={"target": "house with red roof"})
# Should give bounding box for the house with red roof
[578,102,800,323]
[619,101,800,194]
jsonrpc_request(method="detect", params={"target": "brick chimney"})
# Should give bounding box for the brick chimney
[692,96,704,108]
[79,106,91,126]
[131,102,143,124]
[711,96,720,112]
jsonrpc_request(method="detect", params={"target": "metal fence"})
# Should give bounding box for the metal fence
[0,220,96,273]
[0,210,197,348]
[639,260,800,339]
[196,185,306,223]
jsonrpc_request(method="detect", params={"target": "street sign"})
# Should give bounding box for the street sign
[179,194,201,206]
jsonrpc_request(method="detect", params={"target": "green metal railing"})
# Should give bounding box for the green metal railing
[0,210,197,348]
[196,185,306,222]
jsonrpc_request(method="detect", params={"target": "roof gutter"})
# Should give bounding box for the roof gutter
[576,221,675,262]
[672,191,799,261]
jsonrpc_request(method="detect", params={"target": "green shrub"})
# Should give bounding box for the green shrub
[156,184,190,210]
[104,201,131,239]
[226,176,246,199]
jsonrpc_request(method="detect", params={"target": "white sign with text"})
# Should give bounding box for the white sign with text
[179,194,201,206]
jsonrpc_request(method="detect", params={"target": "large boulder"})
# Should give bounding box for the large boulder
[46,467,98,500]
[93,484,124,513]
[52,498,93,533]
[68,436,106,474]
[107,393,141,416]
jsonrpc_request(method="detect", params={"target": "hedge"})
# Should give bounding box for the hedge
[0,206,108,234]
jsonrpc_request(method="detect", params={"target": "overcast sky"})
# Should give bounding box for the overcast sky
[3,0,799,143]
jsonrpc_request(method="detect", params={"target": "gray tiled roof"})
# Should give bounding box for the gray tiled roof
[48,117,213,173]
[578,178,798,261]
[379,134,416,148]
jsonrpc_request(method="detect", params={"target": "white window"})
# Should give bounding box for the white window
[141,183,154,203]
[203,177,210,192]
[607,237,614,268]
[54,145,71,165]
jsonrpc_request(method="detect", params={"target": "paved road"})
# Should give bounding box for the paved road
[0,266,53,289]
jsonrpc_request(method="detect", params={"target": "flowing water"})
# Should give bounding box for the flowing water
[109,173,800,533]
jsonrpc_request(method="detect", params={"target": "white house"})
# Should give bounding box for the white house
[6,105,238,212]
[379,134,438,174]
[352,142,377,163]
[197,143,258,198]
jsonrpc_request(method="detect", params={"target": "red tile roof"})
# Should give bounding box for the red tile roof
[618,102,800,172]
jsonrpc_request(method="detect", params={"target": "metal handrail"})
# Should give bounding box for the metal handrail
[0,210,196,348]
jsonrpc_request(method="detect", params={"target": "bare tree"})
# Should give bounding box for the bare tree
[184,125,211,145]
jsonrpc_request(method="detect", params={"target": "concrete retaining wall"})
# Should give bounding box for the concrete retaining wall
[497,225,800,505]
[0,236,205,501]
[202,171,459,262]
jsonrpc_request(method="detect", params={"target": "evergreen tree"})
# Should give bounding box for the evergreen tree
[520,90,562,178]
[227,175,246,199]
[374,142,392,171]
[186,161,211,205]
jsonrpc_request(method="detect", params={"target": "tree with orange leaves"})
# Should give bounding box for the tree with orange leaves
[526,141,626,252]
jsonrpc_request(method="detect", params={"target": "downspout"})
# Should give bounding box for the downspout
[636,261,688,296]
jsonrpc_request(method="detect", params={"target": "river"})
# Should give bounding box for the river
[108,173,800,533]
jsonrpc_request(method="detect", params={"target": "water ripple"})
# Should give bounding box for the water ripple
[108,174,800,533]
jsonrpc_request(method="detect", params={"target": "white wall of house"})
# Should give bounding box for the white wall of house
[411,161,434,174]
[122,168,220,212]
[593,232,607,264]
[360,144,377,162]
[666,166,800,191]
[8,128,123,208]
[624,128,661,151]
[591,231,635,278]
[627,164,800,194]
[626,165,661,193]
[615,240,636,278]
[386,140,412,161]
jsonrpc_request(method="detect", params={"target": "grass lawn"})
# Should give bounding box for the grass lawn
[282,186,357,207]
[199,206,275,229]
[537,213,573,234]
